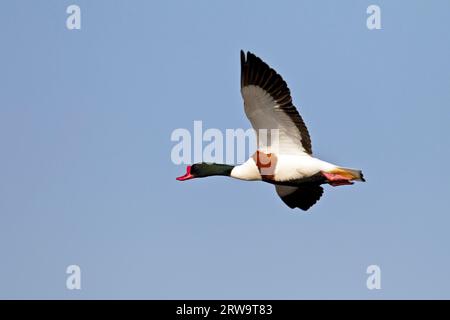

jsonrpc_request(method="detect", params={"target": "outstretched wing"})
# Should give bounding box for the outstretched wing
[240,50,312,155]
[275,185,324,211]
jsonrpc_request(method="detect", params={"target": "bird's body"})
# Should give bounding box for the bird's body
[230,153,335,182]
[176,51,365,211]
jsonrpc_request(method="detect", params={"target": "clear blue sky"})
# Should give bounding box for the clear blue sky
[1,0,449,299]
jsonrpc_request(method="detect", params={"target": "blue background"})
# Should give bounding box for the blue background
[1,0,449,299]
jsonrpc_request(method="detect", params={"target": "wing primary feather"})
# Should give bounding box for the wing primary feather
[275,185,324,211]
[240,51,313,155]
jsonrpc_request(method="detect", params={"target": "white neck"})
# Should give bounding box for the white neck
[230,158,262,181]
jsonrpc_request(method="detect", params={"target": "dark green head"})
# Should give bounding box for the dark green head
[176,163,234,181]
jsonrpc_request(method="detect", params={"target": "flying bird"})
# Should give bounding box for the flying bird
[176,51,365,211]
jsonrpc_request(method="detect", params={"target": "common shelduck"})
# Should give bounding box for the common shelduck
[176,51,365,211]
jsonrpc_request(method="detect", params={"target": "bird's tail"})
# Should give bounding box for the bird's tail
[334,167,366,182]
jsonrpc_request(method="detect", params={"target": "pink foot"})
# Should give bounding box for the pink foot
[322,172,354,187]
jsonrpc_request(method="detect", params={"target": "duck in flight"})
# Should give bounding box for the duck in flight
[176,51,365,211]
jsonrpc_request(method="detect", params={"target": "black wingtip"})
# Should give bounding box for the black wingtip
[278,185,324,211]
